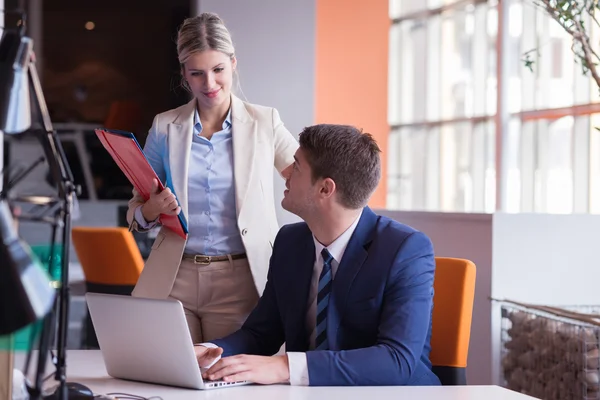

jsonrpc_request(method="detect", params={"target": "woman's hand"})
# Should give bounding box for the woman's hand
[141,179,181,222]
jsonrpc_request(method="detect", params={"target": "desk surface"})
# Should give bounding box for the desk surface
[17,351,537,400]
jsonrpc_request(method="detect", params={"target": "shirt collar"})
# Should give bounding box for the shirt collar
[313,209,363,265]
[193,107,232,133]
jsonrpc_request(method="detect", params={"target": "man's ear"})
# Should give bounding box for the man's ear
[320,178,336,199]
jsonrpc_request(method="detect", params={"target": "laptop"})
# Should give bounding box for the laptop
[85,293,250,390]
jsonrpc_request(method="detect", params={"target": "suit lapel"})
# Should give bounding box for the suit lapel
[285,228,315,351]
[231,95,257,217]
[168,98,195,220]
[328,207,378,350]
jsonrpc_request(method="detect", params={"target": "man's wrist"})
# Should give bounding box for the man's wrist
[279,355,291,383]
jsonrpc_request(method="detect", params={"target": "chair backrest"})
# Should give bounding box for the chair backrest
[430,257,476,385]
[71,227,144,287]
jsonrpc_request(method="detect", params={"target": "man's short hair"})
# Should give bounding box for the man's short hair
[298,124,381,209]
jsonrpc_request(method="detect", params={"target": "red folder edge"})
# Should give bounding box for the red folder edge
[94,129,188,240]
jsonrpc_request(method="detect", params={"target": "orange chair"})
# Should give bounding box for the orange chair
[430,257,476,385]
[71,227,144,348]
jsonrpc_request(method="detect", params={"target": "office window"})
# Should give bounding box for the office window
[388,0,496,212]
[388,0,600,213]
[505,0,600,214]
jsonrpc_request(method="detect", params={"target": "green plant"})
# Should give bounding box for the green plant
[525,0,600,90]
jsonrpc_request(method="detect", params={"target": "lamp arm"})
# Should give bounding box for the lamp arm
[27,52,75,195]
[26,52,79,400]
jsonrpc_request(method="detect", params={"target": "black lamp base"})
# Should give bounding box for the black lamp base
[43,382,94,400]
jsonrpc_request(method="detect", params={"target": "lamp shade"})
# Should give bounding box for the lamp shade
[0,201,55,335]
[0,29,32,134]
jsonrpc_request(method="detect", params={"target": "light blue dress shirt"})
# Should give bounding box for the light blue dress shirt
[135,108,245,256]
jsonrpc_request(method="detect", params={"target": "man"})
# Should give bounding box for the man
[194,124,441,386]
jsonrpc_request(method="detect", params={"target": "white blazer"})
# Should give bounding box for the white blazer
[127,95,298,299]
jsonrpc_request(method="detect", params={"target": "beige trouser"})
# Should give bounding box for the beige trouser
[168,256,259,343]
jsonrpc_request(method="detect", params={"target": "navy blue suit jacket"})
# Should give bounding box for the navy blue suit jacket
[213,207,441,386]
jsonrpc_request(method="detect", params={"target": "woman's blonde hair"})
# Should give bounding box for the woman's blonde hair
[177,12,235,64]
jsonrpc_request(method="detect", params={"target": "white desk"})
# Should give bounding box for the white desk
[17,351,538,400]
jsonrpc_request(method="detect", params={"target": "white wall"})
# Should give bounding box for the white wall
[491,213,600,305]
[199,0,316,226]
[377,210,494,385]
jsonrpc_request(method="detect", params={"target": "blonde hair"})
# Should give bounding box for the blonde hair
[177,13,235,65]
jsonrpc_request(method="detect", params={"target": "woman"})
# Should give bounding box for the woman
[126,12,298,343]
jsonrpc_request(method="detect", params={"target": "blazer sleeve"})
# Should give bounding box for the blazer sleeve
[271,108,298,174]
[306,232,436,386]
[126,114,167,231]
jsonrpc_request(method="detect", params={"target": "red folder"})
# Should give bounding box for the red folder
[95,128,188,240]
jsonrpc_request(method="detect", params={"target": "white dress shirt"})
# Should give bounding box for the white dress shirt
[287,211,362,385]
[202,211,362,386]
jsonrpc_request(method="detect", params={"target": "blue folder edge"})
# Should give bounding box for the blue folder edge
[102,128,189,234]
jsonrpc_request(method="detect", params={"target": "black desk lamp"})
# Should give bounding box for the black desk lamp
[0,200,55,335]
[0,14,92,400]
[0,199,56,399]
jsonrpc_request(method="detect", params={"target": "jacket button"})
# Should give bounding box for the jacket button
[241,228,248,236]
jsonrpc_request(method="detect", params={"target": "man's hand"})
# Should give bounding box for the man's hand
[194,345,224,368]
[141,179,181,221]
[204,354,290,385]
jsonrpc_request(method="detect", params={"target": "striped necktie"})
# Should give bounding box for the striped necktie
[315,248,333,350]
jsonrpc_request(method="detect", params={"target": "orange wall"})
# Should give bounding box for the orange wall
[315,0,390,208]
